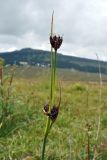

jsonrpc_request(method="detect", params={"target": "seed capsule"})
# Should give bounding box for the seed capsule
[50,35,63,51]
[49,105,59,121]
[43,104,49,115]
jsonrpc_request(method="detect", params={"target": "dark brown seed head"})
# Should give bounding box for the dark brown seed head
[50,35,63,51]
[49,105,59,121]
[43,104,60,121]
[43,104,49,115]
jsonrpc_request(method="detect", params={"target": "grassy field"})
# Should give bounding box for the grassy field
[0,66,107,159]
[4,66,107,81]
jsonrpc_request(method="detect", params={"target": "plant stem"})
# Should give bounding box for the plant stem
[50,46,54,107]
[50,11,54,107]
[42,134,48,160]
[42,117,50,160]
[93,54,102,160]
[42,12,55,160]
[54,50,57,92]
[42,49,55,160]
[88,135,90,160]
[95,54,102,141]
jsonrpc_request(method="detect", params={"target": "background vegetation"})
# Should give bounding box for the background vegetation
[0,66,106,159]
[1,48,107,74]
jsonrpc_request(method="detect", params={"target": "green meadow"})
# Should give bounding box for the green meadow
[0,66,107,159]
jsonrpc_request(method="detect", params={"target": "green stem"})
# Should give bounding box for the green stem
[50,47,54,107]
[42,48,55,160]
[42,117,50,160]
[54,50,57,89]
[42,133,48,160]
[42,11,56,160]
[51,50,57,104]
[50,11,54,107]
[42,50,56,160]
[88,134,90,160]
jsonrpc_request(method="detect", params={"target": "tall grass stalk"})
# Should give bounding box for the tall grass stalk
[42,12,54,160]
[93,53,103,160]
[42,12,63,160]
[95,53,102,140]
[50,12,54,105]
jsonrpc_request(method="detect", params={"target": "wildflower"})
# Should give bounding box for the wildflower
[50,35,63,51]
[42,13,62,160]
[49,105,59,121]
[43,82,61,121]
[43,104,59,121]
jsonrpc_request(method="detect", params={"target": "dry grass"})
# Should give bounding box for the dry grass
[0,67,107,159]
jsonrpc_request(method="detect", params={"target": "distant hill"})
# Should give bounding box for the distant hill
[0,48,107,74]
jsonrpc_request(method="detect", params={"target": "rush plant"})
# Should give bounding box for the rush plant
[42,13,63,160]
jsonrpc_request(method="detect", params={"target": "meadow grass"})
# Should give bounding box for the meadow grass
[4,66,107,82]
[0,68,107,159]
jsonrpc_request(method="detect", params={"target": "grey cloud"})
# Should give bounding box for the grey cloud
[0,0,107,59]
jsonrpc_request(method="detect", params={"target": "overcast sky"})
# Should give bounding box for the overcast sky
[0,0,107,60]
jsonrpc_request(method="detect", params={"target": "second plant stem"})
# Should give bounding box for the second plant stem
[42,48,56,160]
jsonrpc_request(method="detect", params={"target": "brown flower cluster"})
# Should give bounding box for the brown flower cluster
[43,104,59,121]
[50,35,63,51]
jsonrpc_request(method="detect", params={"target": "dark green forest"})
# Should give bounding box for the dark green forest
[0,48,107,74]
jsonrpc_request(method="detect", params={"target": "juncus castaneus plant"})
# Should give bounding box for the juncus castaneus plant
[42,12,63,160]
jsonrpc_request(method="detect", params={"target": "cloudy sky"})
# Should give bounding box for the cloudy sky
[0,0,107,60]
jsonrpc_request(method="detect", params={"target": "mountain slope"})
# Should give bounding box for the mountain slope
[0,48,107,74]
